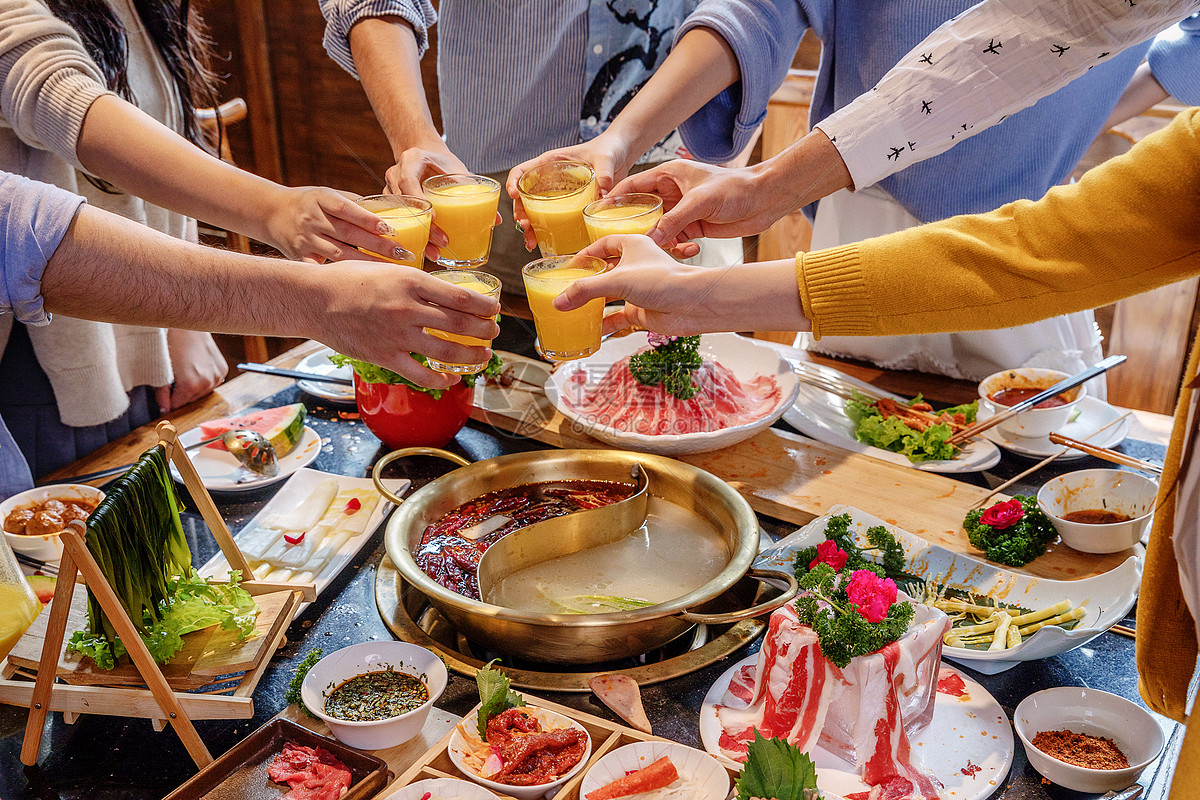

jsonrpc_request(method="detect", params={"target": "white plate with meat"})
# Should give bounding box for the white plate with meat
[771,354,1002,474]
[699,659,1012,800]
[545,332,800,456]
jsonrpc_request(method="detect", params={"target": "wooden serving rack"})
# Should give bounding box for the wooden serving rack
[0,421,317,769]
[390,695,740,800]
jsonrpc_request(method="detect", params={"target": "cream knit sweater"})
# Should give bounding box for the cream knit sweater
[0,0,195,426]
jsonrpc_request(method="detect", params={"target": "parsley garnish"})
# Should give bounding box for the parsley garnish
[285,648,324,716]
[628,336,702,400]
[795,564,915,668]
[795,514,907,580]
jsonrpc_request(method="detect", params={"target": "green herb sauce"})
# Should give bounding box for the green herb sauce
[324,670,428,721]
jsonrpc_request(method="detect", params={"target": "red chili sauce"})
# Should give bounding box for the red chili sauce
[987,387,1069,409]
[417,480,635,600]
[1061,509,1133,524]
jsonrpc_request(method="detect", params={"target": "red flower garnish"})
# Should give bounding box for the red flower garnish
[979,498,1024,530]
[345,498,362,513]
[846,569,898,623]
[810,539,849,572]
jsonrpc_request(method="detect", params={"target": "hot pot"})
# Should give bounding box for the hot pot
[376,448,797,664]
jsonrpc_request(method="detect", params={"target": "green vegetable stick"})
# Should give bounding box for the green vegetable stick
[935,599,1020,617]
[1018,606,1087,635]
[952,616,1003,636]
[1011,600,1073,627]
[989,612,1013,651]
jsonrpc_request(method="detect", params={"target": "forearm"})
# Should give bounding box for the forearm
[678,259,807,334]
[1103,63,1170,129]
[756,128,854,210]
[348,16,444,159]
[75,95,285,246]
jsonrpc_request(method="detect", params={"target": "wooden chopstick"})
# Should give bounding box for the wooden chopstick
[1110,623,1136,639]
[971,412,1133,509]
[1046,432,1163,474]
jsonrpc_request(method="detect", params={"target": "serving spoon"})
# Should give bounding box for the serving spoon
[50,429,278,485]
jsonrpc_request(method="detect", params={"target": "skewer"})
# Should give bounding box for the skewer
[970,412,1133,509]
[793,366,969,431]
[792,362,890,403]
[1046,432,1163,474]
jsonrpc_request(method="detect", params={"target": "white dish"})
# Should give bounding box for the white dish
[978,367,1085,439]
[1038,469,1158,554]
[768,348,1001,474]
[198,467,407,605]
[378,777,499,800]
[977,395,1130,459]
[296,347,356,406]
[545,332,800,456]
[700,659,1012,800]
[760,505,1142,674]
[580,741,729,800]
[300,641,447,750]
[0,484,104,562]
[448,705,591,800]
[170,424,321,493]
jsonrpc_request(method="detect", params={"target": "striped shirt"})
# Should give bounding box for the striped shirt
[319,0,696,173]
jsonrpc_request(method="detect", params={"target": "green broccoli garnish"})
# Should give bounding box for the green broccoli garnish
[628,336,703,400]
[963,496,1057,567]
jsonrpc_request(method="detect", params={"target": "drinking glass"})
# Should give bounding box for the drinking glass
[424,270,502,373]
[583,193,664,242]
[355,194,433,268]
[521,255,608,361]
[517,161,598,256]
[423,174,501,268]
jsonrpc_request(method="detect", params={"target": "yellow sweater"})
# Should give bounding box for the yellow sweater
[798,107,1200,795]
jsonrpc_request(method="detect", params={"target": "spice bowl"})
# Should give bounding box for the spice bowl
[1014,686,1165,792]
[978,368,1085,439]
[447,704,592,800]
[1037,469,1157,554]
[300,641,447,750]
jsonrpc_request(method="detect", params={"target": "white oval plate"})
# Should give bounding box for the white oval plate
[169,424,321,493]
[545,332,800,456]
[700,659,1012,800]
[296,346,355,406]
[978,395,1131,459]
[580,741,729,800]
[379,778,499,800]
[769,352,1001,474]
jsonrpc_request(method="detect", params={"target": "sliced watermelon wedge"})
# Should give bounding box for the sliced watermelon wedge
[199,403,307,457]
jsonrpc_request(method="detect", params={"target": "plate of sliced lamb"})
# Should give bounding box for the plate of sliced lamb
[546,332,800,456]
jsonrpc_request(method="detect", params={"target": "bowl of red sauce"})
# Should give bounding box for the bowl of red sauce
[978,368,1086,439]
[1036,468,1157,554]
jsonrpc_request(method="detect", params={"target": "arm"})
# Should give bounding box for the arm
[1103,62,1170,130]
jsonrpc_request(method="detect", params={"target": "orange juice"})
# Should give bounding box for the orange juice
[0,582,40,661]
[424,270,501,373]
[423,175,501,267]
[522,256,607,360]
[518,161,598,256]
[583,194,663,241]
[355,195,432,268]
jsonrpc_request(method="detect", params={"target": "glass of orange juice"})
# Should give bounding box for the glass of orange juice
[517,161,599,256]
[424,269,502,373]
[354,194,433,268]
[522,255,608,361]
[423,174,501,268]
[583,193,663,242]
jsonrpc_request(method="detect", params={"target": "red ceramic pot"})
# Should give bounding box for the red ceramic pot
[354,376,472,449]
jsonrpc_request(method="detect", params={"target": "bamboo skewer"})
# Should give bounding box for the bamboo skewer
[1046,432,1163,474]
[971,412,1133,508]
[793,364,970,432]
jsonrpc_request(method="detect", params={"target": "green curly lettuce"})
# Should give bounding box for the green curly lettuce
[844,391,977,463]
[330,352,503,400]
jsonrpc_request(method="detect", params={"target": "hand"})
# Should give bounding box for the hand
[315,263,503,390]
[506,135,633,251]
[384,145,497,260]
[157,329,228,412]
[261,186,403,263]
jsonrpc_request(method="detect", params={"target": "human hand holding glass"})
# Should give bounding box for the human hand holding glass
[423,270,502,373]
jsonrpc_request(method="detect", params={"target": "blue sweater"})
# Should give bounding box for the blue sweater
[679,1,1200,223]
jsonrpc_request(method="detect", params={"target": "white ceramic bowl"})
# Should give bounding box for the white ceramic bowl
[546,332,800,456]
[1014,687,1165,792]
[1037,469,1157,554]
[448,705,591,800]
[0,484,105,562]
[580,741,728,800]
[300,641,447,750]
[379,777,499,800]
[978,368,1085,439]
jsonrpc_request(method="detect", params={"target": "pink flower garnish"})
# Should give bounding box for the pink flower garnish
[980,498,1024,530]
[809,539,849,572]
[845,569,898,623]
[647,332,679,347]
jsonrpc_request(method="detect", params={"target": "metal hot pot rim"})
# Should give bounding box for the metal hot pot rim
[376,447,796,664]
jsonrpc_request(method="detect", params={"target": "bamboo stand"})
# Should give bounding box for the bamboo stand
[0,421,316,769]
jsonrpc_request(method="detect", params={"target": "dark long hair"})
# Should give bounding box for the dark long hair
[43,0,220,150]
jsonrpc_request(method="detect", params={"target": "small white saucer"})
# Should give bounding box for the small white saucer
[978,395,1129,459]
[296,347,355,406]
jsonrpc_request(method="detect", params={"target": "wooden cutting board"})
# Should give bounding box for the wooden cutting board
[471,352,1136,580]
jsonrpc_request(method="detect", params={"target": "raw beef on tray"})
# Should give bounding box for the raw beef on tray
[717,602,949,800]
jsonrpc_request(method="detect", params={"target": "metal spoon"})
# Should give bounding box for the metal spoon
[52,429,278,484]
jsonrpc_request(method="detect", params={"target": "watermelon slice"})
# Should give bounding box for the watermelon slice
[27,574,55,605]
[200,403,307,457]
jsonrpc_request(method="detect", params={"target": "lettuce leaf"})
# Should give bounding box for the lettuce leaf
[476,659,525,739]
[735,731,821,800]
[330,352,502,400]
[846,391,977,463]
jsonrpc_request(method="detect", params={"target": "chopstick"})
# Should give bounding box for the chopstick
[1046,432,1163,474]
[236,363,353,385]
[971,412,1133,509]
[1110,623,1136,639]
[15,552,58,576]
